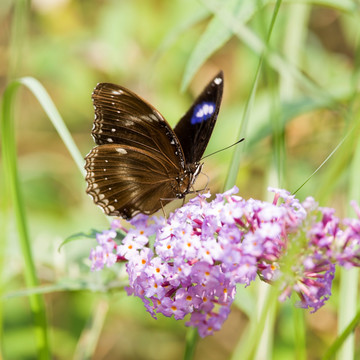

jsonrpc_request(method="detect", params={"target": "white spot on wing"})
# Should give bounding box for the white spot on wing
[154,110,162,119]
[111,89,123,95]
[191,102,215,124]
[214,77,222,85]
[116,148,127,154]
[124,120,134,126]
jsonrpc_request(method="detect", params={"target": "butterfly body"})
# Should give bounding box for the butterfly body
[85,71,223,219]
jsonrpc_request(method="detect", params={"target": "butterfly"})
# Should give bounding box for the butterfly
[84,71,224,219]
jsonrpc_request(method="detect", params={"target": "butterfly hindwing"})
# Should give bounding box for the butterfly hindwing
[174,71,223,165]
[85,144,180,218]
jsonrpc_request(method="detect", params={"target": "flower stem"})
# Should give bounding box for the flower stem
[184,327,199,360]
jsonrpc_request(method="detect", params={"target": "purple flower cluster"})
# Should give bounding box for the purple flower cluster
[89,187,360,337]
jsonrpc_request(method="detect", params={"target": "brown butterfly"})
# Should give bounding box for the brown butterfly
[84,71,224,219]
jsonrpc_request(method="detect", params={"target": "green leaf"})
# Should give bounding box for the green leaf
[59,229,100,251]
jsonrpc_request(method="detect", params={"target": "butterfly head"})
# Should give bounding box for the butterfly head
[190,162,203,186]
[174,162,203,199]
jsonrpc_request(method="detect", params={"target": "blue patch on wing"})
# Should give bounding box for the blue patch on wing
[190,102,215,125]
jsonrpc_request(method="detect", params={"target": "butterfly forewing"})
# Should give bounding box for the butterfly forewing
[174,71,223,164]
[91,83,186,169]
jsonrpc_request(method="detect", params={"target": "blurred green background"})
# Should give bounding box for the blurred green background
[1,0,360,359]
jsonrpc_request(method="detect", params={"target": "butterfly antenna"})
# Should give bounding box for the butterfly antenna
[201,138,245,160]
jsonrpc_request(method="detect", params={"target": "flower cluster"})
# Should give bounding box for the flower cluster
[89,187,360,337]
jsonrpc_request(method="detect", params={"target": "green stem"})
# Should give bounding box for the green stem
[184,327,199,360]
[293,307,306,360]
[231,283,278,360]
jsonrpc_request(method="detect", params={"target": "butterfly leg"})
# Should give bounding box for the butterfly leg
[160,197,180,219]
[189,172,210,195]
[159,199,167,219]
[200,171,209,192]
[159,196,186,219]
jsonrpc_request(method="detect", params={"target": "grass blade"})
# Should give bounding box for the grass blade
[1,76,85,358]
[1,81,51,358]
[322,307,360,360]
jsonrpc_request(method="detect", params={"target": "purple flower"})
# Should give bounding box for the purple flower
[88,186,360,337]
[89,245,117,271]
[295,263,335,312]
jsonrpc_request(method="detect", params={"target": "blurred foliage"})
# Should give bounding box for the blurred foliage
[1,0,360,359]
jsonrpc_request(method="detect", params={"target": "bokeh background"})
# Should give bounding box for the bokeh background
[1,0,360,359]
